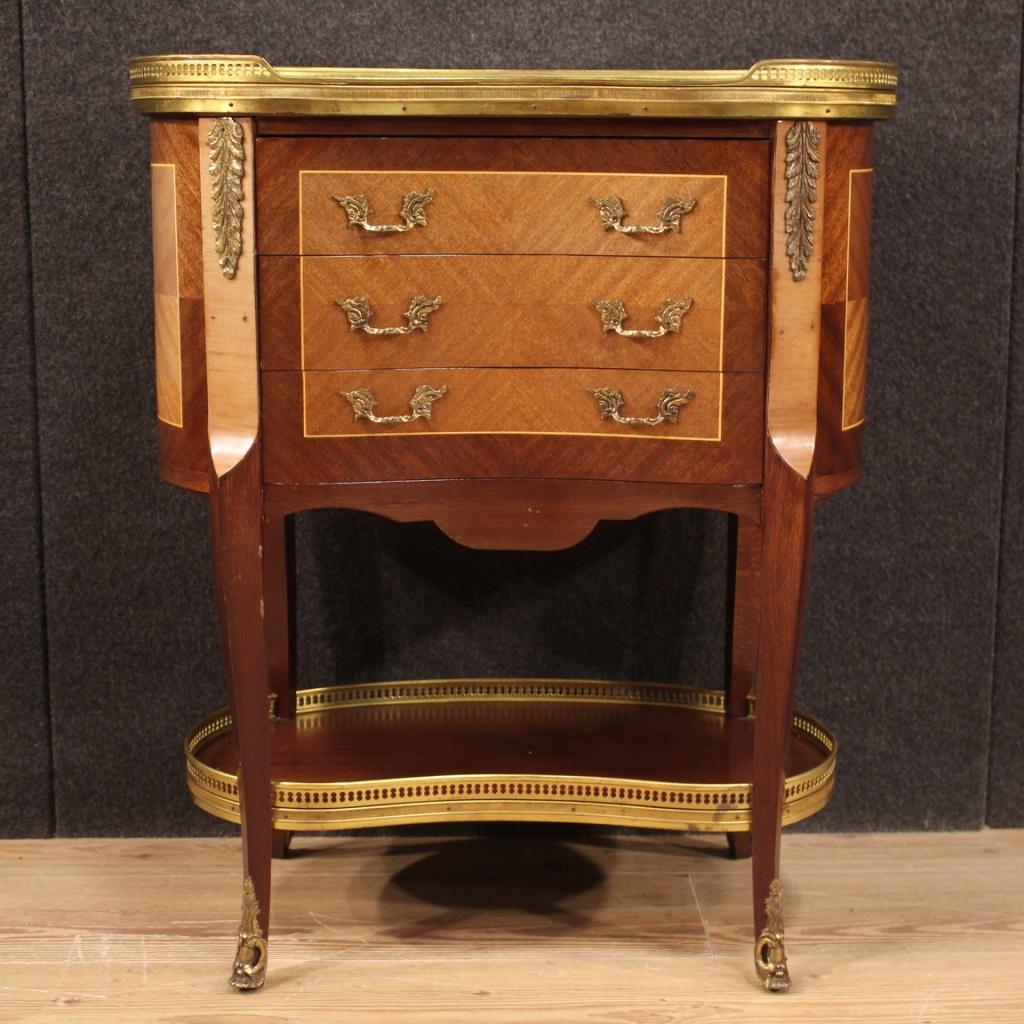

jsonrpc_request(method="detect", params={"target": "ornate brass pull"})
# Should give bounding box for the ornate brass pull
[332,189,434,233]
[340,384,447,425]
[335,295,442,336]
[592,297,693,338]
[590,195,696,235]
[588,385,694,426]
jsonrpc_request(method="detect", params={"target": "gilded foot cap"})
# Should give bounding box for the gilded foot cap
[229,876,268,991]
[755,879,791,992]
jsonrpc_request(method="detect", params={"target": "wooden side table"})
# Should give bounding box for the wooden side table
[132,55,897,992]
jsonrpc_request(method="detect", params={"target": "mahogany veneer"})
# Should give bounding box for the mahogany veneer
[261,254,766,372]
[256,136,770,257]
[133,54,896,995]
[203,698,823,787]
[187,681,835,832]
[262,369,764,486]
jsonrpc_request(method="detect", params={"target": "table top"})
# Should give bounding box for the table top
[129,55,898,120]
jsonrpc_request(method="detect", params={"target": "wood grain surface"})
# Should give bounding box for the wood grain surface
[149,119,210,491]
[297,168,729,258]
[2,832,1021,1022]
[262,513,296,718]
[725,514,763,718]
[198,116,259,479]
[843,169,872,429]
[260,254,765,372]
[198,696,822,785]
[264,478,761,551]
[766,120,826,479]
[149,163,182,426]
[814,123,873,485]
[299,367,725,439]
[261,370,764,484]
[256,136,769,258]
[209,447,274,940]
[750,447,814,934]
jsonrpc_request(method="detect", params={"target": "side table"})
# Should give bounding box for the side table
[131,54,898,991]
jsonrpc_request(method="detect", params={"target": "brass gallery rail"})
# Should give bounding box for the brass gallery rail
[186,679,836,832]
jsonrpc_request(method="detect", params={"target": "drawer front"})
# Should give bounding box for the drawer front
[300,170,728,258]
[256,137,769,258]
[305,367,724,440]
[261,255,765,373]
[261,369,763,485]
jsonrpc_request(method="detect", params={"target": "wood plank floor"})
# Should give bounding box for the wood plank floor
[0,830,1021,1022]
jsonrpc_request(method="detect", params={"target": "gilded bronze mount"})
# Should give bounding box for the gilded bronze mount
[755,879,791,992]
[229,876,268,991]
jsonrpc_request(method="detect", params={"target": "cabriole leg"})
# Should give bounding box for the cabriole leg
[749,453,813,991]
[211,450,274,991]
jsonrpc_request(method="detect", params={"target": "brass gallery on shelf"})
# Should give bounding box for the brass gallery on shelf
[132,54,898,994]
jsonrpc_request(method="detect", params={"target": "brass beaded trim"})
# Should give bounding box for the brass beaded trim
[184,679,837,831]
[130,55,897,120]
[294,678,730,711]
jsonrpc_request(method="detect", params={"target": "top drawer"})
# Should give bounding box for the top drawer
[255,136,769,258]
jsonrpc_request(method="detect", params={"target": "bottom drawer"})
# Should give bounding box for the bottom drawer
[262,369,763,485]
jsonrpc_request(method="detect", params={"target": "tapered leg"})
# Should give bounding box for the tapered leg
[271,830,292,859]
[725,514,763,717]
[725,513,763,860]
[263,513,297,718]
[749,452,814,990]
[211,449,273,991]
[262,513,296,860]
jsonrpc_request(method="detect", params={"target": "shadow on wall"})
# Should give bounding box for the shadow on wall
[297,507,728,689]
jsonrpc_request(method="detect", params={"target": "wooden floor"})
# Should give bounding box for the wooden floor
[0,830,1021,1023]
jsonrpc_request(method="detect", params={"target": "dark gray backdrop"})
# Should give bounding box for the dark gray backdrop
[3,0,1022,837]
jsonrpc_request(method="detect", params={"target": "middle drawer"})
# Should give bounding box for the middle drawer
[260,255,765,373]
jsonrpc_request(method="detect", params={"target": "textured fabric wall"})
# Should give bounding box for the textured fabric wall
[4,0,1022,836]
[0,2,51,838]
[988,64,1024,827]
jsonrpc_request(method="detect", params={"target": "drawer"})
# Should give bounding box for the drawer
[256,137,769,258]
[261,369,764,485]
[305,366,726,439]
[260,255,765,373]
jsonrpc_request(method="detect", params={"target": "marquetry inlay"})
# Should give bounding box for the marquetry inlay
[150,163,182,427]
[843,168,873,430]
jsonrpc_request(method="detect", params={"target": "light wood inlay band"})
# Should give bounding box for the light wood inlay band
[198,117,259,477]
[766,120,826,477]
[150,163,182,427]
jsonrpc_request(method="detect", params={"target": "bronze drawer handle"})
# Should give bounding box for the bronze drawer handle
[590,195,696,235]
[332,189,434,233]
[588,385,695,426]
[592,297,693,339]
[335,295,442,336]
[340,384,447,425]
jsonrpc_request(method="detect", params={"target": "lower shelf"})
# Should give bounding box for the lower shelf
[187,679,836,832]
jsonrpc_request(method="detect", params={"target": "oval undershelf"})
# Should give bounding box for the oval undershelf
[186,678,836,832]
